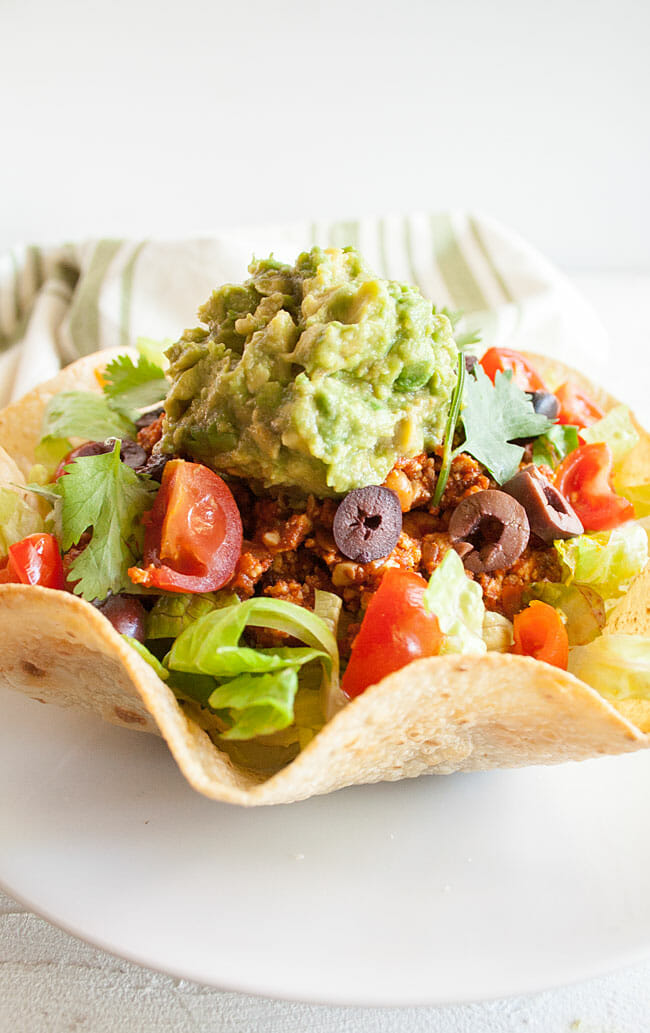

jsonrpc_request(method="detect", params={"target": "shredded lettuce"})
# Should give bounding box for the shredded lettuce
[615,482,650,518]
[482,611,514,652]
[314,589,346,719]
[569,634,650,701]
[581,405,640,463]
[207,669,299,740]
[0,487,45,557]
[555,523,648,602]
[166,597,339,740]
[123,636,169,680]
[532,424,580,470]
[31,437,72,482]
[522,582,605,646]
[147,591,238,639]
[423,549,487,654]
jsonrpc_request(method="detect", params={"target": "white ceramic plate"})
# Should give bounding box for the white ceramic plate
[1,685,650,1006]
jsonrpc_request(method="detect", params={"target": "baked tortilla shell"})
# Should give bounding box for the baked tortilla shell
[0,351,649,805]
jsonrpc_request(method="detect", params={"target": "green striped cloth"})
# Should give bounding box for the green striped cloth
[0,213,608,407]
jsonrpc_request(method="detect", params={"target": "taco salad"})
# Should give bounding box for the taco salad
[0,246,649,805]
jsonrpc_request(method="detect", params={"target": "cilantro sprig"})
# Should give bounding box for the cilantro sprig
[40,349,168,445]
[102,353,169,422]
[459,366,553,483]
[432,351,465,506]
[55,441,157,601]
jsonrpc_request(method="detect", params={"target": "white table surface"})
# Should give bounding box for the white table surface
[1,272,649,1032]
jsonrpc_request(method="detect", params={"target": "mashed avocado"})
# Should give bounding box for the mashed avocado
[162,247,458,496]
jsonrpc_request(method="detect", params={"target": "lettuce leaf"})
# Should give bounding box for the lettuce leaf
[614,482,650,518]
[0,487,45,557]
[482,611,514,652]
[555,523,648,602]
[314,589,346,719]
[147,590,238,639]
[532,424,580,470]
[166,597,339,740]
[581,405,640,463]
[123,636,169,680]
[207,669,299,740]
[569,634,650,700]
[423,549,487,654]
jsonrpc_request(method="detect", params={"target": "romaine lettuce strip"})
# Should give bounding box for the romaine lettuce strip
[555,523,648,603]
[147,590,238,640]
[123,636,169,680]
[314,589,346,719]
[581,405,640,463]
[208,669,299,740]
[423,549,487,655]
[569,634,650,701]
[615,482,650,518]
[0,486,45,557]
[166,597,340,740]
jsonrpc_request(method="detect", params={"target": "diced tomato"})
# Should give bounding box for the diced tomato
[479,348,547,392]
[128,459,243,593]
[2,533,65,590]
[555,381,604,429]
[554,442,634,531]
[512,600,569,669]
[341,568,443,699]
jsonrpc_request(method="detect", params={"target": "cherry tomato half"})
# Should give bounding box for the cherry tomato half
[128,459,243,593]
[512,600,568,669]
[555,381,604,429]
[341,568,443,699]
[1,533,65,590]
[554,442,635,531]
[479,347,547,392]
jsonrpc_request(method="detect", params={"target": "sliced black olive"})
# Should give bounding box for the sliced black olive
[333,486,402,563]
[135,406,164,431]
[527,390,560,421]
[65,438,147,471]
[104,437,148,470]
[448,489,530,573]
[65,440,113,462]
[98,595,147,642]
[503,465,583,543]
[140,449,171,482]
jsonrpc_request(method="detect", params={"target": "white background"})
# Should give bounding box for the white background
[1,1,650,1030]
[1,0,649,271]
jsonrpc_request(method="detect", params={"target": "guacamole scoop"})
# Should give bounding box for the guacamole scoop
[162,247,458,496]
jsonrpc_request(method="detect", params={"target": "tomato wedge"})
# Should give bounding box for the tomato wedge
[555,381,604,429]
[341,568,443,699]
[128,459,243,593]
[1,533,65,589]
[512,601,568,669]
[554,442,634,531]
[479,347,547,392]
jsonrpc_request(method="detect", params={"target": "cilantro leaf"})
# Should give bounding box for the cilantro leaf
[57,442,157,600]
[42,391,135,442]
[532,424,580,469]
[102,353,168,421]
[460,366,553,483]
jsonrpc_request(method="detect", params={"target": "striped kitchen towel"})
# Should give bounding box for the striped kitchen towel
[0,212,608,407]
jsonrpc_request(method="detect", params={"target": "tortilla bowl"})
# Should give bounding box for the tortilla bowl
[0,351,648,806]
